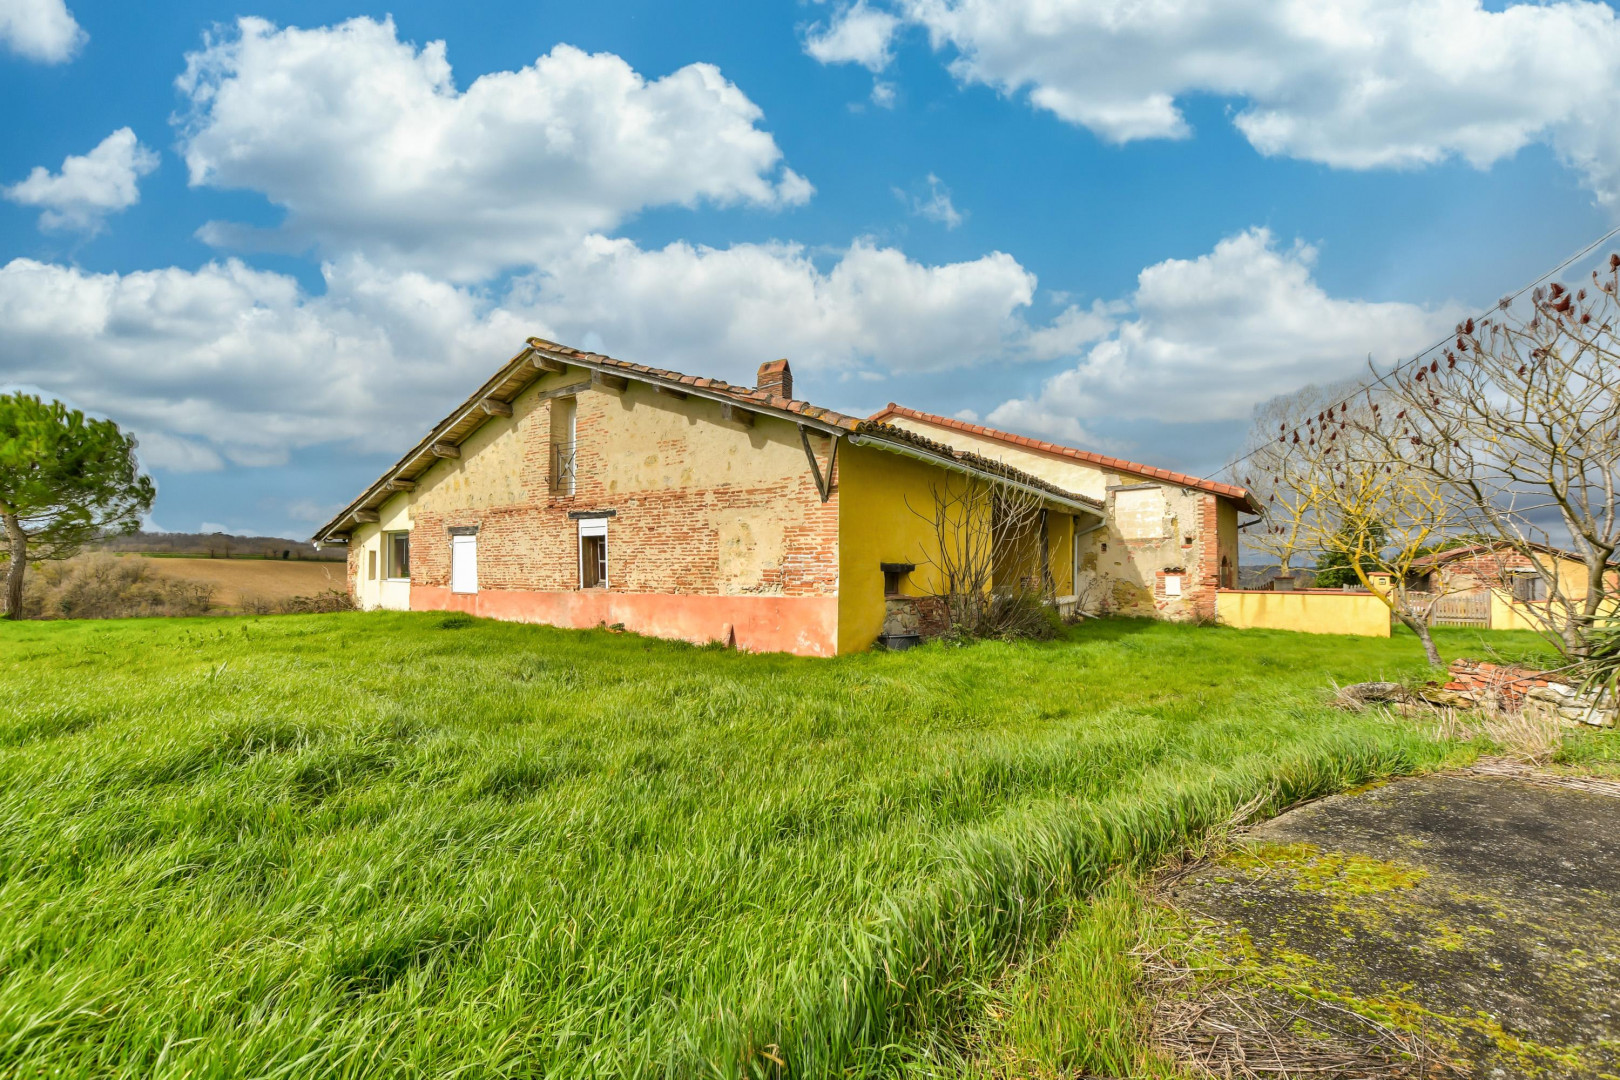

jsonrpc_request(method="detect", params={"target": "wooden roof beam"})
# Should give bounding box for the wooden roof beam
[385,479,416,492]
[532,355,568,375]
[353,510,380,523]
[655,385,689,400]
[721,402,754,427]
[479,399,512,417]
[430,443,461,459]
[593,371,629,394]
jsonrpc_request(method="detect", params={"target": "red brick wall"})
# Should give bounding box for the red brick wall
[406,385,841,600]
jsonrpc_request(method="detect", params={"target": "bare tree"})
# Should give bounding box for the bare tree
[1237,382,1355,578]
[1380,252,1620,658]
[1239,389,1463,665]
[909,472,1057,640]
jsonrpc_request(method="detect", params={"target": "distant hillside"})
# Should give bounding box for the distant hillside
[1238,563,1319,590]
[99,532,345,562]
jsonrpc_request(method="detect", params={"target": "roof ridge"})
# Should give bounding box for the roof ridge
[314,340,1103,541]
[869,403,1261,514]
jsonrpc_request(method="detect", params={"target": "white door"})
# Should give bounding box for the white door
[451,534,478,594]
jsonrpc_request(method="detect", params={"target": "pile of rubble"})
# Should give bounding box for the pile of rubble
[1336,660,1615,727]
[1445,659,1615,728]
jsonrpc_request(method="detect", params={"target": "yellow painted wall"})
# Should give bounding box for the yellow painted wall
[351,492,412,611]
[835,443,991,653]
[835,442,1089,651]
[1440,553,1599,632]
[1217,590,1391,637]
[1217,500,1239,589]
[1489,555,1606,630]
[889,413,1234,620]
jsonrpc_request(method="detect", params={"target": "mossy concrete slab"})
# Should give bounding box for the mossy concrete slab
[1168,774,1620,1079]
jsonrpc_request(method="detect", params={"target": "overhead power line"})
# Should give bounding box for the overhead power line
[1203,222,1620,485]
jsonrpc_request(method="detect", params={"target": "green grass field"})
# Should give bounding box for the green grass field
[0,614,1553,1078]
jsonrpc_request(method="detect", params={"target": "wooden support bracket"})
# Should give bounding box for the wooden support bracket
[532,355,568,375]
[353,510,380,523]
[721,402,754,427]
[479,399,512,417]
[385,479,417,492]
[593,371,629,394]
[799,426,839,502]
[430,443,461,459]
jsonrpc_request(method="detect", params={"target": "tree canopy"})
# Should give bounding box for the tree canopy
[0,394,155,618]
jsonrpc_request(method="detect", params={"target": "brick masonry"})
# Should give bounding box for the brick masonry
[1444,659,1567,710]
[391,377,844,653]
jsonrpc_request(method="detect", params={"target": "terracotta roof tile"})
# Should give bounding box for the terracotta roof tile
[314,339,1103,541]
[867,403,1262,514]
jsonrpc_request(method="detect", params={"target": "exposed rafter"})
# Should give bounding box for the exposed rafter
[800,426,839,503]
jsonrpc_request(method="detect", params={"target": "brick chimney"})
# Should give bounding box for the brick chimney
[756,358,792,400]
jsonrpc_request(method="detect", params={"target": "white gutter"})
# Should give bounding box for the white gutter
[845,433,1104,520]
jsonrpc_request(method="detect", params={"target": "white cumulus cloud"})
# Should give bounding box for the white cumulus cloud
[988,228,1459,440]
[893,173,963,228]
[175,16,813,280]
[516,235,1042,376]
[804,1,901,72]
[0,236,1060,472]
[4,128,158,233]
[0,0,84,63]
[818,0,1620,208]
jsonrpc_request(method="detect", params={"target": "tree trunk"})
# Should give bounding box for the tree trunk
[1397,611,1443,668]
[2,512,25,620]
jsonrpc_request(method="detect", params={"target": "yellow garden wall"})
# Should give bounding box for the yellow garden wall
[1216,589,1390,638]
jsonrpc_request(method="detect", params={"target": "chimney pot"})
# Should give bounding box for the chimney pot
[756,358,792,400]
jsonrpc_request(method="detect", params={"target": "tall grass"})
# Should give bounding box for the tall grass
[0,615,1528,1077]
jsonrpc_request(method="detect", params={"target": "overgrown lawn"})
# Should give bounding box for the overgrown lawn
[0,615,1537,1077]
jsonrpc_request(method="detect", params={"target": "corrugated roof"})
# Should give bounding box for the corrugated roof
[867,403,1263,515]
[313,339,1102,542]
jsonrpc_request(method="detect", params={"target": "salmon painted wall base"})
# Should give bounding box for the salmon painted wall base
[410,586,840,656]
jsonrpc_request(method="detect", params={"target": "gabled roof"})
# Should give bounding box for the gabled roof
[1410,541,1587,570]
[313,339,1102,543]
[867,403,1264,515]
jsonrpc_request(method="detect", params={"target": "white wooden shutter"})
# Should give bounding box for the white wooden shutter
[451,534,479,594]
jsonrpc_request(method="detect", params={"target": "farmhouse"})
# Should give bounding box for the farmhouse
[868,405,1258,620]
[1399,541,1609,631]
[313,339,1107,656]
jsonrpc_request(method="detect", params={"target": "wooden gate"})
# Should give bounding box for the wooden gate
[1427,593,1490,628]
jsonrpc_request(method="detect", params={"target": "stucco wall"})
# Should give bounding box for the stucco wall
[836,443,1088,652]
[350,493,411,611]
[888,415,1237,621]
[1216,589,1391,637]
[836,442,968,653]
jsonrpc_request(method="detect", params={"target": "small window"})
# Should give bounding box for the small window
[579,518,608,589]
[1164,574,1183,597]
[368,549,378,580]
[1512,574,1547,602]
[450,534,478,594]
[551,397,578,497]
[880,562,913,597]
[384,531,410,579]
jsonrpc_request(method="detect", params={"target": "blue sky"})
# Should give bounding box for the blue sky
[3,0,1618,539]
